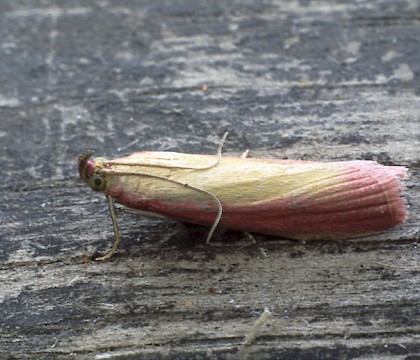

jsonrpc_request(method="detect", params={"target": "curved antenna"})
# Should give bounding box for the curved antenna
[94,133,228,260]
[101,169,223,244]
[105,132,229,171]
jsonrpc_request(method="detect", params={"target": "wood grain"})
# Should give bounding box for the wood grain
[1,1,419,358]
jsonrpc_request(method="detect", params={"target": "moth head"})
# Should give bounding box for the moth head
[78,151,107,192]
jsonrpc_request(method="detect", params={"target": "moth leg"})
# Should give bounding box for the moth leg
[243,232,257,245]
[243,232,269,258]
[205,229,260,248]
[95,196,121,261]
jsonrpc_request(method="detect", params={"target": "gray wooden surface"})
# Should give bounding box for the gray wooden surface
[1,1,419,359]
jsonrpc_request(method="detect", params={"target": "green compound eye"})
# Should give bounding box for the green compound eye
[88,174,107,192]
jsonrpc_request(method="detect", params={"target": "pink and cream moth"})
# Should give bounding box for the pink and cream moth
[78,133,408,260]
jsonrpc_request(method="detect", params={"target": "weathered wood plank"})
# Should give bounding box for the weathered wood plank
[1,0,419,359]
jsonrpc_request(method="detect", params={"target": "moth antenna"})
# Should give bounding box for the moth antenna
[104,132,229,171]
[94,133,228,258]
[101,170,223,245]
[192,131,228,170]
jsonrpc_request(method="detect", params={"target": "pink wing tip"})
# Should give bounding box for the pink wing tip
[358,162,409,226]
[389,165,409,224]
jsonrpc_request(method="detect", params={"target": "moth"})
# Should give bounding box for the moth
[79,133,407,260]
